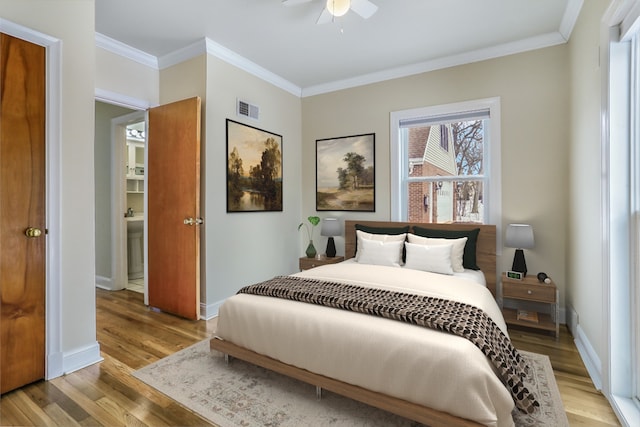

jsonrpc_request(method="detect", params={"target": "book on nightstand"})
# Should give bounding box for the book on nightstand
[516,310,539,323]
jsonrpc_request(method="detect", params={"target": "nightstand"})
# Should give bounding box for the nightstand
[299,256,344,271]
[501,272,559,338]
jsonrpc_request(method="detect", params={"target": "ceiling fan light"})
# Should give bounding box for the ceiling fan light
[326,0,350,17]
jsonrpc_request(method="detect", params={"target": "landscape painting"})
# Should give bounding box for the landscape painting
[226,119,283,212]
[316,133,375,211]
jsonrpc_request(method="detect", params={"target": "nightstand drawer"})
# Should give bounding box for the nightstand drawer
[502,282,555,303]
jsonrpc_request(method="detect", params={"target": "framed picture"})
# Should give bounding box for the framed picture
[226,119,283,212]
[316,133,375,211]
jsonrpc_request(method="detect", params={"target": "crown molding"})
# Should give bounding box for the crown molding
[156,38,302,97]
[156,38,206,70]
[95,33,158,69]
[203,38,302,97]
[559,0,584,40]
[95,0,580,99]
[301,31,569,97]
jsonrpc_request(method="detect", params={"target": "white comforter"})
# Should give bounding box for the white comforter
[214,262,515,427]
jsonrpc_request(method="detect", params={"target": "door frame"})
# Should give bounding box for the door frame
[109,110,147,297]
[0,19,63,379]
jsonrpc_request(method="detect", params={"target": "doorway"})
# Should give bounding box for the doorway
[94,102,147,296]
[124,120,146,293]
[95,96,202,320]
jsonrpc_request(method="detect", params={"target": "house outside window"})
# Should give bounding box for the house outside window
[390,97,501,225]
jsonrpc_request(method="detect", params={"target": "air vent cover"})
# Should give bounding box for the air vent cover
[237,99,259,120]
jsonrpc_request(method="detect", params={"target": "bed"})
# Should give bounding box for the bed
[211,221,529,427]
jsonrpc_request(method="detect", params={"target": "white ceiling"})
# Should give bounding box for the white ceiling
[95,0,580,96]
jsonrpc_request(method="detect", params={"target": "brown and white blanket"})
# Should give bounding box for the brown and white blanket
[239,274,539,414]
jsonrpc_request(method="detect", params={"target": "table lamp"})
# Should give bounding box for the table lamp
[320,218,342,258]
[505,224,534,277]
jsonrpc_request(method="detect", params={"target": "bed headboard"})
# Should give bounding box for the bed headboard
[344,220,497,297]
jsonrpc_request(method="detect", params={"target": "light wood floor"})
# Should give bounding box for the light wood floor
[0,289,621,426]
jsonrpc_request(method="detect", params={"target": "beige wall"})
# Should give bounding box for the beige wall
[157,53,302,310]
[96,47,159,106]
[1,0,98,354]
[302,45,570,310]
[567,0,611,368]
[202,55,302,308]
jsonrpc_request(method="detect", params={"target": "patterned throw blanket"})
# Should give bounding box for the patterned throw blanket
[238,275,539,414]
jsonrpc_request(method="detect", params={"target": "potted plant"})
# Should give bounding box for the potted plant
[298,216,320,258]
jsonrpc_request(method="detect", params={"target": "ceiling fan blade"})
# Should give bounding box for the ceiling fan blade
[282,0,313,6]
[350,0,378,19]
[316,8,333,24]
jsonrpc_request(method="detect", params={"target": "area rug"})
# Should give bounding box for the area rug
[133,340,568,427]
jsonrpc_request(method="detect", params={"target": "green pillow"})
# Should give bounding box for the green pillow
[412,226,481,270]
[355,224,410,235]
[354,224,410,260]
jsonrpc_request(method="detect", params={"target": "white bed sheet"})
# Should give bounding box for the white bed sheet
[215,262,515,427]
[453,267,487,286]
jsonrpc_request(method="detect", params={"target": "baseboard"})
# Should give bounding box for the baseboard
[63,341,103,375]
[46,351,64,380]
[573,323,603,390]
[200,299,224,320]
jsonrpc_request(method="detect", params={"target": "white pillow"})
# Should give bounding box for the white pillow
[407,234,467,273]
[355,230,407,261]
[357,239,404,267]
[404,242,454,275]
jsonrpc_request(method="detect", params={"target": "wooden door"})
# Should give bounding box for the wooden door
[147,97,201,320]
[0,33,46,394]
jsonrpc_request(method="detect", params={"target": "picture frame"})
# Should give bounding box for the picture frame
[316,133,375,211]
[226,119,283,212]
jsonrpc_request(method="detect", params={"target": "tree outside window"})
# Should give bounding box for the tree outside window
[407,120,485,224]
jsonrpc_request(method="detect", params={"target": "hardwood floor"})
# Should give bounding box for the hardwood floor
[0,289,622,426]
[508,328,620,426]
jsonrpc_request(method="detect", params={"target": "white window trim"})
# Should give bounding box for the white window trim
[390,97,502,242]
[602,0,640,425]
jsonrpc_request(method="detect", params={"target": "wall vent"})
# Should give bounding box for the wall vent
[237,99,259,120]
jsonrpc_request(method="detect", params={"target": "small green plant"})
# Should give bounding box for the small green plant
[298,215,320,241]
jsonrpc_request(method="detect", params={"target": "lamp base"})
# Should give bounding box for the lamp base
[325,237,336,258]
[511,249,528,277]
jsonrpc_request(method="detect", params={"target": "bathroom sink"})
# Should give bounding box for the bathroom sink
[126,216,144,233]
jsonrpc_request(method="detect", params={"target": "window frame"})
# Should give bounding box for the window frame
[603,2,640,424]
[390,97,502,230]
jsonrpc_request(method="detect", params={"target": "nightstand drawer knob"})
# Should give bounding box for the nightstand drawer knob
[527,290,532,295]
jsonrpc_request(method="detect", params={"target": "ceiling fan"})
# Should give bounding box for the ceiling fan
[283,0,378,25]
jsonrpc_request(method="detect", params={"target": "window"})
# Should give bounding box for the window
[605,5,640,423]
[631,31,640,409]
[439,125,449,151]
[390,98,501,225]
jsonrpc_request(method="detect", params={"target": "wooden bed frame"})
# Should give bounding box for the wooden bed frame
[210,221,497,427]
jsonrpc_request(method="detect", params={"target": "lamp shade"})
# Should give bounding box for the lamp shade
[505,224,534,249]
[326,0,350,17]
[321,218,342,237]
[321,218,341,258]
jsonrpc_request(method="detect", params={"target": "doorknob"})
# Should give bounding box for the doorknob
[24,227,42,238]
[183,217,204,226]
